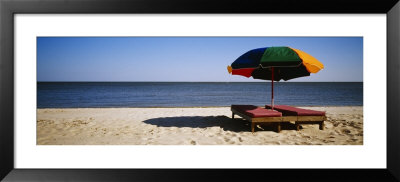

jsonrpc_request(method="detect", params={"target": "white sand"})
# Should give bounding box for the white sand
[37,106,363,145]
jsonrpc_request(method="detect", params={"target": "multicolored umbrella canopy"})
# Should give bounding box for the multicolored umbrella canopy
[227,46,324,109]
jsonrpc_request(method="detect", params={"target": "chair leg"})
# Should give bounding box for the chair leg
[277,122,281,133]
[251,122,255,133]
[319,121,324,130]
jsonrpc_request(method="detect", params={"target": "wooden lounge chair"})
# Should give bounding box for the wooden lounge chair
[231,105,285,133]
[265,105,326,131]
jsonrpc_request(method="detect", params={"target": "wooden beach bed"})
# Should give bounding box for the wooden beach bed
[265,105,326,131]
[231,105,285,133]
[231,105,326,133]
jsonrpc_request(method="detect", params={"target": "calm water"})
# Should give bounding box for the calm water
[37,82,363,108]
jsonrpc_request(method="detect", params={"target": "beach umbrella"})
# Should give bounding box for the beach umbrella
[227,46,324,110]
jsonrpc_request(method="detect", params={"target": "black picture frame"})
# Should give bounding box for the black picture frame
[1,0,399,181]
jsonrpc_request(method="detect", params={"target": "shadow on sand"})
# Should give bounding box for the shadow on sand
[142,115,300,132]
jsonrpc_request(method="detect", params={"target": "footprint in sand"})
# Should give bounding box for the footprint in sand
[224,137,232,143]
[322,139,335,143]
[228,133,238,138]
[341,129,351,134]
[333,123,340,127]
[190,140,196,145]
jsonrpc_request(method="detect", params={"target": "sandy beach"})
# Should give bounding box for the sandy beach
[37,106,363,145]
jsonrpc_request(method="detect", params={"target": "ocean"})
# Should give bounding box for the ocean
[37,82,363,108]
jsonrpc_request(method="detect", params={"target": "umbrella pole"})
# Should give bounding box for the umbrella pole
[271,67,274,110]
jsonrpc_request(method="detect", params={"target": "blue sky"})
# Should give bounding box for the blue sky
[37,37,363,82]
